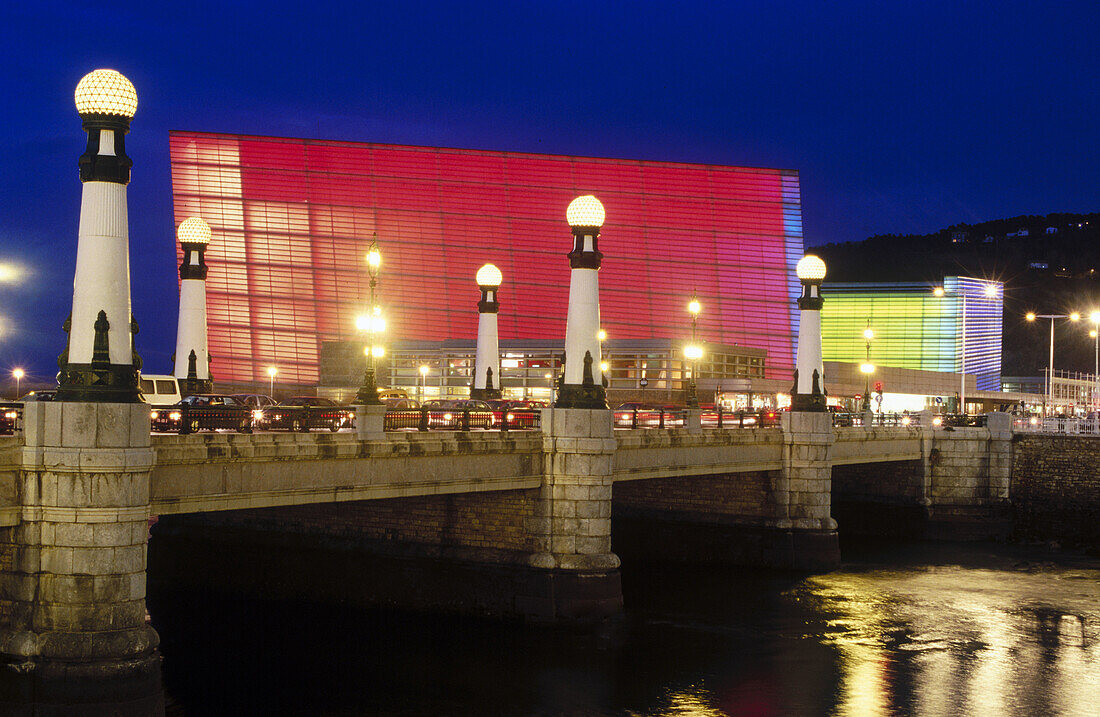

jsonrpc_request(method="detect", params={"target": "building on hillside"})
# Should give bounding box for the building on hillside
[819,277,1004,393]
[169,132,804,388]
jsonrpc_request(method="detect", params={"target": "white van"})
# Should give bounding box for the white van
[139,374,182,406]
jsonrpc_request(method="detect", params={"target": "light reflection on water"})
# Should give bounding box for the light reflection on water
[797,552,1100,717]
[137,541,1100,715]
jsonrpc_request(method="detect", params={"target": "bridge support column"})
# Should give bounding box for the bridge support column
[0,402,158,680]
[779,411,840,569]
[355,404,386,440]
[986,412,1012,501]
[524,408,621,620]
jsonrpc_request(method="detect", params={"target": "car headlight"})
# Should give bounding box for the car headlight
[4,411,16,419]
[150,410,159,419]
[169,411,181,421]
[506,413,514,421]
[443,413,452,421]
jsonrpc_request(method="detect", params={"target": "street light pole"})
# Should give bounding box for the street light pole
[686,295,701,408]
[12,368,23,400]
[1026,311,1080,415]
[267,366,276,397]
[356,234,384,405]
[861,323,874,412]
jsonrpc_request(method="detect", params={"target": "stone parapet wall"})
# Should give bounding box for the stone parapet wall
[1012,434,1100,545]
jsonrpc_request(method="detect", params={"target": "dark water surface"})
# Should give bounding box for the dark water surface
[147,540,1099,716]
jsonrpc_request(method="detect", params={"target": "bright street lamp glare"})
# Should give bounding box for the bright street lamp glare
[356,315,369,331]
[366,248,381,270]
[475,263,503,287]
[1091,330,1098,339]
[1070,312,1081,322]
[1026,312,1036,322]
[267,366,277,377]
[419,365,429,376]
[795,255,826,281]
[600,361,609,372]
[597,329,607,342]
[12,369,24,380]
[688,299,701,315]
[860,363,875,374]
[1091,311,1100,324]
[984,285,998,298]
[933,287,945,297]
[371,346,385,358]
[684,344,703,360]
[863,328,874,340]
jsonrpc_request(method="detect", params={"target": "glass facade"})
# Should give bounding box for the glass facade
[169,132,804,385]
[821,277,1003,391]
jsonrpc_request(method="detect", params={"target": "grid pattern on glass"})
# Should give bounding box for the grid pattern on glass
[820,278,1003,391]
[170,132,804,385]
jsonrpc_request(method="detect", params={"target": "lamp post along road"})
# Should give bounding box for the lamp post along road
[1090,312,1100,411]
[356,234,384,405]
[472,263,503,400]
[267,366,277,397]
[557,195,607,408]
[173,217,213,396]
[685,295,701,407]
[11,368,22,400]
[1026,310,1080,415]
[860,324,874,412]
[791,255,827,411]
[57,70,143,402]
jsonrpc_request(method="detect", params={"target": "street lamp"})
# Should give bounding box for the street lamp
[861,323,874,411]
[686,294,701,407]
[12,368,23,399]
[1026,310,1081,414]
[935,282,1001,415]
[356,234,384,405]
[419,364,429,402]
[266,366,277,397]
[1089,311,1100,410]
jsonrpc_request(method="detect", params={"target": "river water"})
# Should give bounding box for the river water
[139,539,1100,716]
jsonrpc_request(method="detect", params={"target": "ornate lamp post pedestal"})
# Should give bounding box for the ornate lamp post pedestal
[471,264,503,400]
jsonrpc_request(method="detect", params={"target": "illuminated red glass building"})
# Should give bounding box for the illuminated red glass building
[168,131,805,386]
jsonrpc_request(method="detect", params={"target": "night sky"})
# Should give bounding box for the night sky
[1,1,1097,382]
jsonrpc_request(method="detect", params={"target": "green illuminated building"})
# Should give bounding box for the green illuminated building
[820,277,1003,391]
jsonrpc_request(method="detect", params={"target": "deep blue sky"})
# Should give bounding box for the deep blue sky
[1,1,1097,382]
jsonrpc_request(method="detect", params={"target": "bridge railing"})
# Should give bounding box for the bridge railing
[1014,416,1100,435]
[383,408,542,432]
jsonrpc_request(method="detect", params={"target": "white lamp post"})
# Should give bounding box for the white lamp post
[686,296,701,407]
[267,366,277,397]
[12,368,23,399]
[557,195,607,408]
[791,255,827,412]
[419,364,429,402]
[1026,310,1081,415]
[58,69,143,402]
[472,263,503,400]
[861,324,874,412]
[173,217,213,396]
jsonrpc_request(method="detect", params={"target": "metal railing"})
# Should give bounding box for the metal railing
[1014,416,1100,435]
[384,408,541,432]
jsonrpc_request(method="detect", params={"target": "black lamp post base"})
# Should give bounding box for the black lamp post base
[790,391,828,412]
[56,364,143,403]
[685,381,700,408]
[470,387,501,400]
[355,369,383,405]
[179,377,213,398]
[555,383,608,409]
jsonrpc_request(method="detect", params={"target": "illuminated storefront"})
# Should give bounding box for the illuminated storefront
[169,132,804,386]
[820,277,1003,391]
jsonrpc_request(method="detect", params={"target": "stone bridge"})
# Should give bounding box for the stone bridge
[0,401,1018,678]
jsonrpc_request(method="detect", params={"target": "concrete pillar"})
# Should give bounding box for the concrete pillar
[471,264,502,400]
[173,217,213,396]
[684,409,702,433]
[523,408,621,619]
[0,402,158,679]
[779,411,840,569]
[355,404,386,440]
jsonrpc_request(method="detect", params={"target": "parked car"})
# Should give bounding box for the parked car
[483,399,544,428]
[19,390,56,402]
[420,399,494,429]
[231,393,278,410]
[138,374,182,406]
[0,403,19,435]
[382,397,421,410]
[153,394,253,434]
[613,402,661,427]
[259,396,353,432]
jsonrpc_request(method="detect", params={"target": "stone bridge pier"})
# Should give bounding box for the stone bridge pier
[0,402,158,680]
